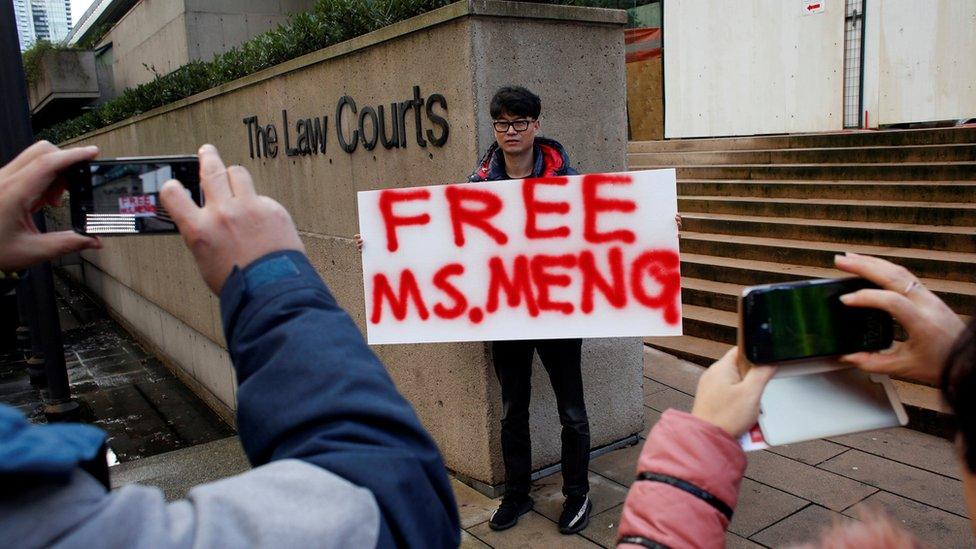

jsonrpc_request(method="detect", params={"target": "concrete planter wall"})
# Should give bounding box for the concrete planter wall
[64,0,640,493]
[28,50,100,125]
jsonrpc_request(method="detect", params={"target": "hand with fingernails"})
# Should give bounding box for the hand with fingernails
[0,141,103,271]
[836,252,965,384]
[692,348,777,437]
[159,144,305,294]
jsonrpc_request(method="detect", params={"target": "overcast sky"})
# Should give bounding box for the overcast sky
[71,0,95,25]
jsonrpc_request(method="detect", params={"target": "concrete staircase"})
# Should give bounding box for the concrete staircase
[628,126,976,418]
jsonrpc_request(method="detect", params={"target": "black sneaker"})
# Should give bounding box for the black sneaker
[489,495,534,531]
[558,495,592,534]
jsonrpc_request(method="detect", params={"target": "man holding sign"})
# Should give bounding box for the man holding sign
[469,87,592,534]
[356,87,682,535]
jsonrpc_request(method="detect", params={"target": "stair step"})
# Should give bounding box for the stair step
[682,277,742,311]
[679,253,976,314]
[676,179,976,203]
[680,304,738,344]
[630,144,976,165]
[631,126,975,424]
[678,196,976,226]
[678,232,976,283]
[630,163,976,181]
[628,126,976,153]
[681,212,976,253]
[644,335,730,366]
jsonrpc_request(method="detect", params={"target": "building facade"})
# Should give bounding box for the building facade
[14,0,72,51]
[663,0,976,138]
[29,0,318,130]
[66,0,317,95]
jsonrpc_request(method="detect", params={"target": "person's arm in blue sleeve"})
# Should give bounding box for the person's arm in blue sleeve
[158,145,459,547]
[220,250,460,548]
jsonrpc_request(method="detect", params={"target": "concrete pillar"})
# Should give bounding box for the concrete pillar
[64,0,637,494]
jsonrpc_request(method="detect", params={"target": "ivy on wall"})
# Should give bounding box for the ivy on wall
[37,0,635,144]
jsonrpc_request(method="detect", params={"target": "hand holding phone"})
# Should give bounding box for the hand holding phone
[691,347,777,437]
[159,144,305,294]
[835,253,965,384]
[0,141,102,271]
[735,262,915,447]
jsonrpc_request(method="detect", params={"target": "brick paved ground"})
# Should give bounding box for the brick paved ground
[457,347,973,548]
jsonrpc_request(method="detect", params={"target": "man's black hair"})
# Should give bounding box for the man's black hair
[942,318,976,472]
[490,86,542,119]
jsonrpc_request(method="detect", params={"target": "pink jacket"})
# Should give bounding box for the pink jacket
[618,409,746,549]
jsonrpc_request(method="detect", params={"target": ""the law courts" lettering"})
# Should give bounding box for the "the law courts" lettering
[242,85,449,159]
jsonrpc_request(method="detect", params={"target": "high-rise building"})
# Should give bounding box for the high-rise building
[13,0,72,51]
[13,0,35,51]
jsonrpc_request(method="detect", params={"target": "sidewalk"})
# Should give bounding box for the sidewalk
[0,271,233,463]
[455,347,971,548]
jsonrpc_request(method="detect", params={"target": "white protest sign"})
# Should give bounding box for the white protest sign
[118,194,157,217]
[357,169,682,345]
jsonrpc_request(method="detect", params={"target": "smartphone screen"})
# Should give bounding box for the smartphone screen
[742,277,894,364]
[68,157,200,235]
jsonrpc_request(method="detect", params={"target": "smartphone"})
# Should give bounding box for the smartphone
[741,277,894,364]
[67,156,201,235]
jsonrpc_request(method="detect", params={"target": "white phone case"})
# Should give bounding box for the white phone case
[757,366,909,446]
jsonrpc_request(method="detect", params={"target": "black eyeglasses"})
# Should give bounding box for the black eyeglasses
[492,119,534,133]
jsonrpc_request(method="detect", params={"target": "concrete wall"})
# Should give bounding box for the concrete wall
[664,0,975,137]
[65,0,638,492]
[468,6,640,485]
[101,0,315,93]
[863,0,976,127]
[28,50,100,114]
[93,46,118,104]
[183,0,316,63]
[663,0,845,138]
[102,0,190,92]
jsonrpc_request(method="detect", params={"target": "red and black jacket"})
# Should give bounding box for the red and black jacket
[468,136,579,182]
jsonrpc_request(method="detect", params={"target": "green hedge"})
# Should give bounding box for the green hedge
[38,0,642,144]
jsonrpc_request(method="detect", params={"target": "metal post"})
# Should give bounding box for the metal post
[15,291,32,354]
[19,278,48,386]
[31,215,78,419]
[0,0,78,421]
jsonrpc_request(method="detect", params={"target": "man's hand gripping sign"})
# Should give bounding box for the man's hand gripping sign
[357,169,682,344]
